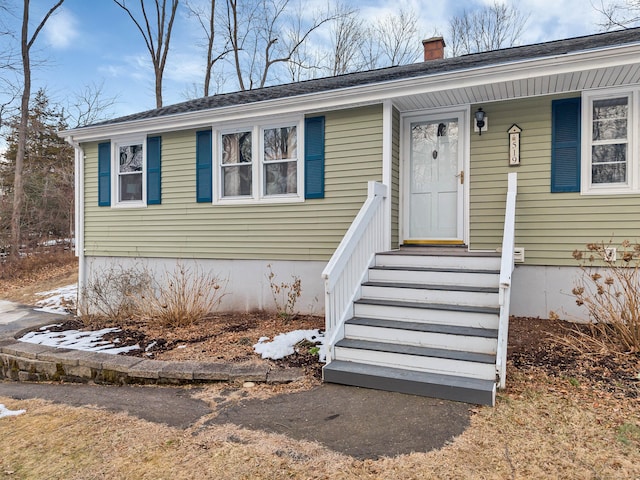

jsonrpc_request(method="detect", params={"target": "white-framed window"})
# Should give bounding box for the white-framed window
[582,89,639,194]
[221,130,252,198]
[262,125,298,196]
[214,118,303,204]
[113,137,146,207]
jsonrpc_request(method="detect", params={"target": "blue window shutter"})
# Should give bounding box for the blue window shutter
[551,98,581,192]
[98,141,111,206]
[147,136,162,205]
[196,129,213,203]
[304,116,325,199]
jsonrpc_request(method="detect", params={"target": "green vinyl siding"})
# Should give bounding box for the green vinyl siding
[83,105,383,260]
[469,95,640,266]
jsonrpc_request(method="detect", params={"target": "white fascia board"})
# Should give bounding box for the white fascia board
[61,43,640,143]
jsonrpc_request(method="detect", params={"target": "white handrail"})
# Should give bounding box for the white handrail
[496,172,517,389]
[322,181,388,361]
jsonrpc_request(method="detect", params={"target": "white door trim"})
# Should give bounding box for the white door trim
[399,106,470,245]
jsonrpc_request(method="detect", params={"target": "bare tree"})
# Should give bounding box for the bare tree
[65,81,118,128]
[594,0,640,29]
[113,0,179,108]
[184,0,231,97]
[9,0,64,258]
[327,2,364,75]
[0,2,20,137]
[448,1,530,56]
[369,7,422,68]
[224,0,338,90]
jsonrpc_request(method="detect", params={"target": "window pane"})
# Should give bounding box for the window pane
[223,165,252,196]
[222,132,252,165]
[264,126,297,161]
[592,162,627,184]
[593,97,628,120]
[119,144,143,173]
[264,161,297,195]
[119,173,143,201]
[593,119,627,141]
[592,144,627,164]
[593,97,628,141]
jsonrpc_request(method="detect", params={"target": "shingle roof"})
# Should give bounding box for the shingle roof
[90,27,640,128]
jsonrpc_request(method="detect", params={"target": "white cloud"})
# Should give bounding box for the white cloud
[43,8,79,49]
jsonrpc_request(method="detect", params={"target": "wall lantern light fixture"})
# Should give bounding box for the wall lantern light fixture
[475,108,486,135]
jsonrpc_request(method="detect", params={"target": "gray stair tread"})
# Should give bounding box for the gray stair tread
[355,297,500,315]
[335,338,495,364]
[362,281,499,294]
[370,265,500,274]
[347,317,498,338]
[323,360,495,405]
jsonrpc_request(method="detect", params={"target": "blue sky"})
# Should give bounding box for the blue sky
[3,0,606,123]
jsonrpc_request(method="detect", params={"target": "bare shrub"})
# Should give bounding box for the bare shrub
[80,262,225,328]
[141,263,224,328]
[571,240,640,353]
[78,263,150,324]
[266,264,302,321]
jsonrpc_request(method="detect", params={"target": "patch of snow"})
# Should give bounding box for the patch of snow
[145,341,157,352]
[0,404,26,419]
[254,329,325,362]
[19,326,140,355]
[34,284,77,315]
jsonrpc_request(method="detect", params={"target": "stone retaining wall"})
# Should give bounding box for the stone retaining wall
[0,338,304,385]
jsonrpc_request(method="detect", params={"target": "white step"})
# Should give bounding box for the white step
[344,318,498,354]
[368,266,499,288]
[353,299,500,330]
[361,282,499,308]
[333,339,496,381]
[375,253,501,271]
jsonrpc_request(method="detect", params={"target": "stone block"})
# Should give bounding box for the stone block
[63,364,93,379]
[267,367,306,384]
[193,362,231,381]
[36,348,74,362]
[100,355,143,373]
[159,361,198,381]
[229,363,269,382]
[127,359,167,379]
[1,342,51,359]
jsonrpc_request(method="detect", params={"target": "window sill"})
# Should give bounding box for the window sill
[214,195,304,206]
[112,201,147,209]
[581,185,638,195]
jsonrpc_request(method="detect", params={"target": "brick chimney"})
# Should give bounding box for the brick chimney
[422,37,446,61]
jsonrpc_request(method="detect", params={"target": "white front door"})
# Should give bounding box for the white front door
[403,112,465,243]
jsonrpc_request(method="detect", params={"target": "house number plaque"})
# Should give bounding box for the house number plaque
[508,124,522,166]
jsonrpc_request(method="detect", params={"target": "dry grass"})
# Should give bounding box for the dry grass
[1,370,638,480]
[0,251,77,304]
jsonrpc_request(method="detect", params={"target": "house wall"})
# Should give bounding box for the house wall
[81,105,384,313]
[469,94,640,266]
[82,104,384,261]
[469,93,640,319]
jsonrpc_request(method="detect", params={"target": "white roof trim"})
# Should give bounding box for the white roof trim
[62,42,640,143]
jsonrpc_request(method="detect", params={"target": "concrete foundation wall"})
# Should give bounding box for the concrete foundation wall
[511,265,587,321]
[83,256,326,316]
